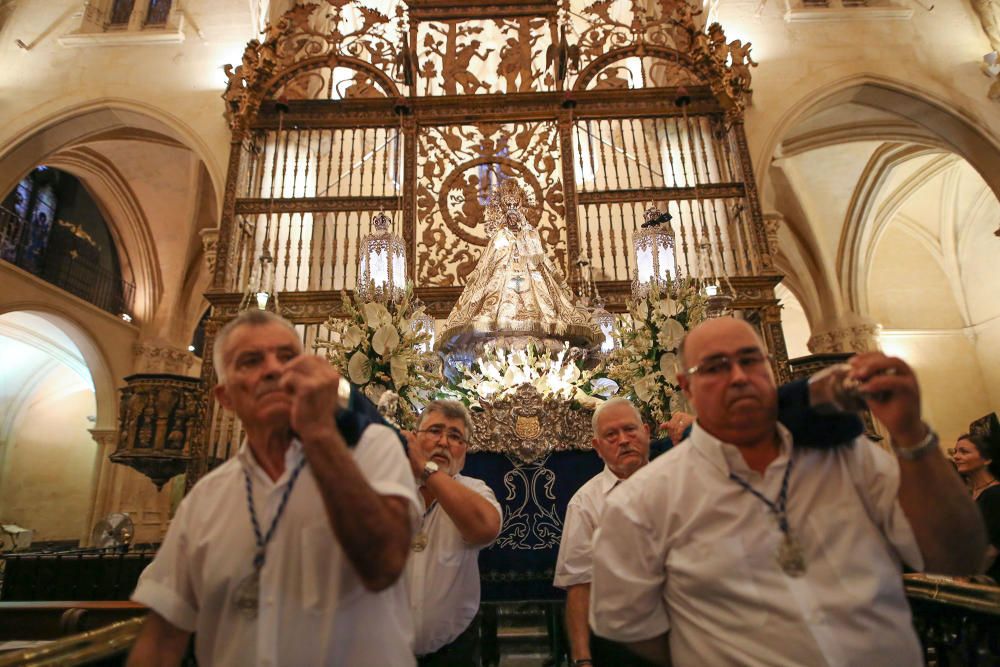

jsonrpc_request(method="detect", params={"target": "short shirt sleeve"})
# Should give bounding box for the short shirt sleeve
[846,437,924,571]
[460,476,503,547]
[553,495,598,588]
[131,496,199,632]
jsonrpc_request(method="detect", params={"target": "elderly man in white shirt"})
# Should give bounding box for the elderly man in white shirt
[554,397,665,667]
[590,316,987,667]
[128,310,420,667]
[403,399,503,666]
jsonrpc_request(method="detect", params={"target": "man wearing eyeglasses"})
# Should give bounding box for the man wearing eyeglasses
[403,399,503,666]
[590,316,986,666]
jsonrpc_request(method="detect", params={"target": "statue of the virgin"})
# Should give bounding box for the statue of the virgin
[437,179,599,373]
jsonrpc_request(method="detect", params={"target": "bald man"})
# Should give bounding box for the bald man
[590,317,985,667]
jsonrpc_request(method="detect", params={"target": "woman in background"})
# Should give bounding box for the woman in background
[953,433,1000,581]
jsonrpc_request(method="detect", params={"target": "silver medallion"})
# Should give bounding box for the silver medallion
[233,569,260,618]
[412,532,428,552]
[776,532,807,577]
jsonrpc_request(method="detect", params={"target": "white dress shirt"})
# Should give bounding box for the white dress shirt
[133,425,421,667]
[590,422,924,667]
[406,474,502,656]
[553,465,621,588]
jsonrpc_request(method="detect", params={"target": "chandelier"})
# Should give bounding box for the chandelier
[631,205,676,299]
[356,210,407,302]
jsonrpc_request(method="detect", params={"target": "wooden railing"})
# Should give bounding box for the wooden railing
[905,574,1000,666]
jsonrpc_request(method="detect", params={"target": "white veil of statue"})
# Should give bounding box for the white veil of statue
[437,179,598,371]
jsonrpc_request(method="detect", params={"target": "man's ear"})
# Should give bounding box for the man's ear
[214,383,232,411]
[678,372,692,399]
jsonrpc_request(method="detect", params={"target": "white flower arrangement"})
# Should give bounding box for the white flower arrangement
[604,278,708,427]
[439,342,619,409]
[317,287,439,429]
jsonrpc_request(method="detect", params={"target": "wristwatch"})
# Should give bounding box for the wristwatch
[420,460,440,484]
[892,427,938,461]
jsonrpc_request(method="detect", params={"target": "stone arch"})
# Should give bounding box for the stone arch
[758,74,1000,336]
[758,75,1000,200]
[0,304,117,432]
[0,100,224,324]
[840,145,958,314]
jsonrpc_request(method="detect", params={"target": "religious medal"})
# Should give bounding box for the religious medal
[233,566,261,618]
[236,456,308,617]
[412,532,428,552]
[776,532,807,577]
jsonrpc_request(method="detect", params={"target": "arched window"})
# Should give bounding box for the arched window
[108,0,135,26]
[146,0,172,26]
[1,167,132,315]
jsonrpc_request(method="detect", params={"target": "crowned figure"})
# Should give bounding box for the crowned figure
[437,179,599,375]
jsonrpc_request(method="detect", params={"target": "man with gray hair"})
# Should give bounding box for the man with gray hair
[403,399,503,666]
[554,396,659,667]
[129,309,420,666]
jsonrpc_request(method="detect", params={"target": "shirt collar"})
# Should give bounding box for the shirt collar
[688,421,793,478]
[238,438,305,487]
[598,465,623,495]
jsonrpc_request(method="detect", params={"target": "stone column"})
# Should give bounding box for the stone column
[84,428,119,546]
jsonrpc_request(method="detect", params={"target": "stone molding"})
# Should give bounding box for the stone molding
[133,341,196,375]
[808,322,881,354]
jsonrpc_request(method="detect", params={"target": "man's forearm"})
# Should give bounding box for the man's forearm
[127,612,190,667]
[898,446,987,574]
[425,473,501,545]
[302,426,411,590]
[565,584,592,662]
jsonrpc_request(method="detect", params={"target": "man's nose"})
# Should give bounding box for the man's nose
[728,361,750,384]
[261,353,284,377]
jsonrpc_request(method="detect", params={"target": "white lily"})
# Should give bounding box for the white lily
[347,350,371,385]
[659,352,680,385]
[372,324,401,357]
[362,302,391,329]
[390,356,409,388]
[343,324,364,349]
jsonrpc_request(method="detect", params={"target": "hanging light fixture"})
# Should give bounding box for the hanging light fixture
[240,97,289,312]
[591,295,616,353]
[356,104,408,303]
[356,210,407,302]
[631,205,676,299]
[409,300,435,353]
[698,240,734,318]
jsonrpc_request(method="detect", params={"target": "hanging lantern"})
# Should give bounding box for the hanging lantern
[703,283,735,318]
[410,305,435,353]
[357,211,407,302]
[240,249,279,312]
[590,296,616,354]
[632,206,676,298]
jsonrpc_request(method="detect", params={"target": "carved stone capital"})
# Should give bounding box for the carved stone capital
[807,322,881,354]
[133,342,197,375]
[200,228,219,277]
[89,428,119,450]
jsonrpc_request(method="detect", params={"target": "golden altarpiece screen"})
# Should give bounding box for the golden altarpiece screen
[194,0,787,483]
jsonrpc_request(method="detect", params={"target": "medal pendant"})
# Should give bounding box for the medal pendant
[776,533,807,577]
[233,569,261,618]
[412,532,428,552]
